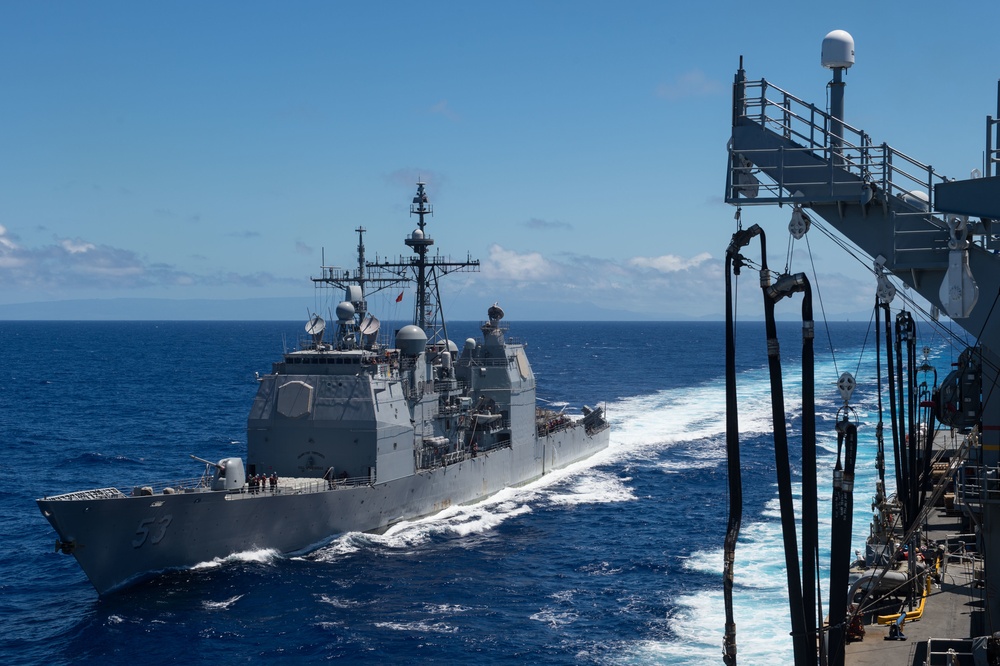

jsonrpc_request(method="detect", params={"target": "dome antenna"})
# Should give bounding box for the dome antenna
[822,30,855,165]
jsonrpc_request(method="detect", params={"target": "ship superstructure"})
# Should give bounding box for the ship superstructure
[722,30,1000,665]
[37,182,610,595]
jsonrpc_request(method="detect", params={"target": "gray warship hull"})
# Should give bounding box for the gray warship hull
[37,182,611,595]
[39,424,607,595]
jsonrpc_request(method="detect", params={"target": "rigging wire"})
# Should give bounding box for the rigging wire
[766,204,996,654]
[849,432,975,620]
[855,308,877,391]
[726,204,993,663]
[802,231,839,378]
[974,284,1000,345]
[807,216,998,380]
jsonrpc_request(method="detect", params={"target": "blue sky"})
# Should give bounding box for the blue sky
[1,1,996,320]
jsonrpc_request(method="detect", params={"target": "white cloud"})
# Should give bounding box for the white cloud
[628,252,713,272]
[0,228,877,320]
[463,246,733,318]
[0,226,24,268]
[0,225,17,251]
[60,238,97,254]
[0,229,300,296]
[482,244,557,281]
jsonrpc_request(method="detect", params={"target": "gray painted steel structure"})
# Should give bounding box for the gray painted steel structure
[37,184,610,595]
[725,49,1000,660]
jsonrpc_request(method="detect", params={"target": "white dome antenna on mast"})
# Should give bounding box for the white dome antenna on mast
[821,30,855,69]
[821,30,855,166]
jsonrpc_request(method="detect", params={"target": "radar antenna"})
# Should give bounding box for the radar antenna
[311,226,409,324]
[369,182,480,346]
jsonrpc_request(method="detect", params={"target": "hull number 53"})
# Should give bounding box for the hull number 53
[132,515,173,548]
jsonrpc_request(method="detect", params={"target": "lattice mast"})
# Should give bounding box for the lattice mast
[312,226,408,323]
[373,181,480,347]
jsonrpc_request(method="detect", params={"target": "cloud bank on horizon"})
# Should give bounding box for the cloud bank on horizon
[0,221,882,320]
[0,224,300,298]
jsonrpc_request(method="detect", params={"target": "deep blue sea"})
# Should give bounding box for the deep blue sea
[0,318,966,665]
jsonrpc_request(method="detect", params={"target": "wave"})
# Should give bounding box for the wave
[316,594,366,609]
[618,333,941,663]
[201,594,244,610]
[372,620,458,634]
[306,444,638,563]
[529,608,579,628]
[547,470,635,506]
[190,548,281,570]
[65,452,145,466]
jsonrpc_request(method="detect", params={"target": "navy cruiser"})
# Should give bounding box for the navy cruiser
[37,182,610,595]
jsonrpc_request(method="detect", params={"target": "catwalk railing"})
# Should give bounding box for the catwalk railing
[731,77,951,212]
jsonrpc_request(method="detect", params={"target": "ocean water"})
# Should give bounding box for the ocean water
[0,318,962,665]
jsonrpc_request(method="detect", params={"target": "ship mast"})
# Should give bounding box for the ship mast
[312,226,408,324]
[407,183,434,331]
[374,181,480,346]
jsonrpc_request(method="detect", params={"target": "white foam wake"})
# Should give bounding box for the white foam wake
[190,548,280,570]
[617,334,931,664]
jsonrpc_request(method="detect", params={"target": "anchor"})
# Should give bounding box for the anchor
[55,538,78,555]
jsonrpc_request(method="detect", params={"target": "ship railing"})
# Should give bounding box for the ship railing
[417,448,465,470]
[479,319,510,333]
[434,378,469,394]
[537,416,577,438]
[941,533,979,573]
[420,450,470,469]
[438,402,469,418]
[42,487,129,501]
[415,439,513,470]
[129,476,211,496]
[42,474,211,501]
[46,473,381,502]
[402,378,438,400]
[474,416,511,433]
[223,475,372,500]
[731,77,951,218]
[957,463,1000,507]
[462,356,512,368]
[941,533,985,589]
